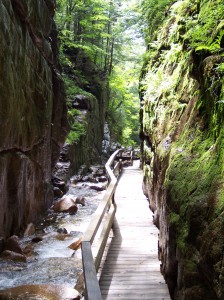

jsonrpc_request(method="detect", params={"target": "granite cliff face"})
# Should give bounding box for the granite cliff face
[0,0,68,238]
[140,0,224,299]
[53,44,110,183]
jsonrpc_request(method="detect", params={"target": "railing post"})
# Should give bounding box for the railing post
[82,241,102,300]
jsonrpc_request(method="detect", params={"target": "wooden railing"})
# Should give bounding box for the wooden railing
[81,149,123,300]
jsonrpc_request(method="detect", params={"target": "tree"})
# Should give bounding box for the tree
[55,0,145,146]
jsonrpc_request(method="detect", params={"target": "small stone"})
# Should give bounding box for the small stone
[24,223,35,237]
[76,197,85,206]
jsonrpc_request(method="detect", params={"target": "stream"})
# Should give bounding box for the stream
[0,166,108,293]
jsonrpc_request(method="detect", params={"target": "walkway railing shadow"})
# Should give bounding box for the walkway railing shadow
[98,217,122,299]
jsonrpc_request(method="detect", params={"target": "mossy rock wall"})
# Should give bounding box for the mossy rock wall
[140,0,224,299]
[67,92,106,175]
[60,47,109,176]
[0,0,68,238]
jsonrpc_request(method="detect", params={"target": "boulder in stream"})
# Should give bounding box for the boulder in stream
[5,235,23,254]
[98,176,108,182]
[90,185,106,191]
[0,284,81,299]
[1,250,27,263]
[52,196,78,214]
[68,237,82,251]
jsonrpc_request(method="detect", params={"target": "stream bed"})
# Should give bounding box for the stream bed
[0,167,107,293]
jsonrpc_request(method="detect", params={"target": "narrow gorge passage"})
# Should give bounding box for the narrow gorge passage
[98,161,171,300]
[1,0,224,299]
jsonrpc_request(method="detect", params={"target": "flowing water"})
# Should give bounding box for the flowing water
[0,177,107,291]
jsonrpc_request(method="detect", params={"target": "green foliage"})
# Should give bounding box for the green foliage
[56,0,116,69]
[66,109,86,144]
[108,60,142,146]
[195,30,224,54]
[141,0,174,43]
[185,0,224,51]
[56,0,145,148]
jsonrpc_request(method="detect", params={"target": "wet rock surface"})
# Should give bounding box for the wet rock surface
[140,1,224,299]
[0,0,68,238]
[0,284,81,300]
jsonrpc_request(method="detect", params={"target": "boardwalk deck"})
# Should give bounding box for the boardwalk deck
[98,161,171,300]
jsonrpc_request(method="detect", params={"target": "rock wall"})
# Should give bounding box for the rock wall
[54,91,106,185]
[140,0,224,299]
[0,0,68,238]
[53,45,110,183]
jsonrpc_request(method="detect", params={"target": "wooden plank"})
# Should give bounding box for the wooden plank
[98,161,171,300]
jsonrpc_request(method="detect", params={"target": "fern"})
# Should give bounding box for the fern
[195,30,224,53]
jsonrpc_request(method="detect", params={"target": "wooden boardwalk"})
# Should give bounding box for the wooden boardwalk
[98,161,171,300]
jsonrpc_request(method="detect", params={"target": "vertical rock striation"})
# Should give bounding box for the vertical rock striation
[0,0,68,238]
[140,0,224,299]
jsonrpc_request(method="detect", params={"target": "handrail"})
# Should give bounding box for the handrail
[81,149,123,300]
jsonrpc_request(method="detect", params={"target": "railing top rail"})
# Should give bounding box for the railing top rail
[81,148,123,300]
[83,149,122,244]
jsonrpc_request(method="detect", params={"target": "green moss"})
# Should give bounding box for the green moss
[164,124,224,255]
[169,212,180,225]
[66,109,86,144]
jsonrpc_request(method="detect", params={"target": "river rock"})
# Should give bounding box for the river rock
[52,196,78,214]
[88,175,99,183]
[98,176,108,182]
[82,175,90,182]
[55,233,71,241]
[68,237,82,251]
[57,227,68,234]
[52,178,67,194]
[1,250,27,263]
[71,175,83,184]
[76,197,86,206]
[75,273,85,295]
[53,187,64,197]
[5,236,23,254]
[0,284,81,299]
[24,223,35,237]
[90,185,106,191]
[23,244,35,257]
[32,236,43,243]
